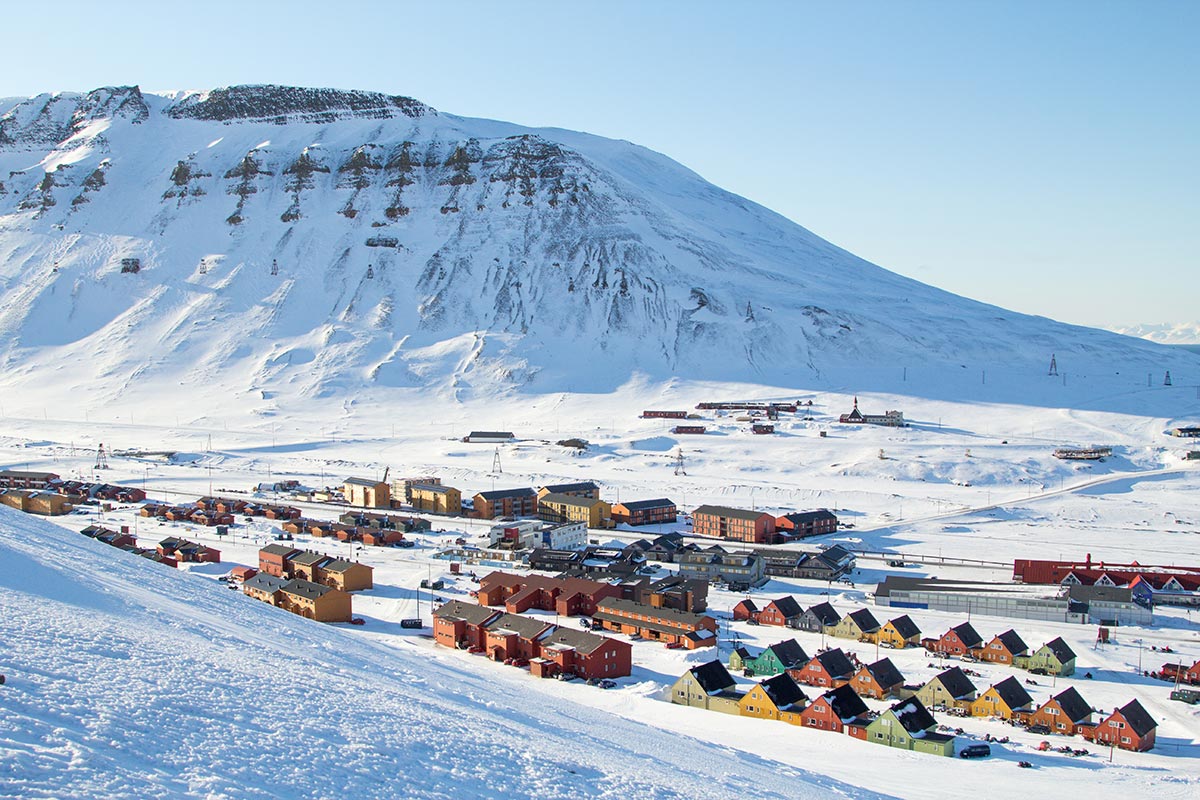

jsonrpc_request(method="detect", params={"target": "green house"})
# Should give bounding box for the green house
[732,640,809,677]
[865,697,956,757]
[1017,637,1077,677]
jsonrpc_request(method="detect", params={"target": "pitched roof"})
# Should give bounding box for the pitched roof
[888,696,936,734]
[320,558,364,574]
[344,476,384,487]
[886,614,920,639]
[949,621,983,648]
[290,550,331,567]
[1041,636,1077,663]
[993,629,1029,655]
[931,666,976,700]
[1115,698,1156,736]
[812,648,855,678]
[538,492,602,509]
[243,573,287,593]
[539,481,599,494]
[690,660,737,694]
[484,612,553,640]
[846,608,880,632]
[476,487,537,501]
[1049,687,1093,723]
[735,599,759,612]
[822,684,869,721]
[864,657,904,688]
[596,598,711,628]
[692,504,772,522]
[434,599,502,626]
[989,676,1034,710]
[539,626,615,656]
[617,498,677,512]
[805,602,841,626]
[281,579,333,600]
[765,639,809,668]
[759,673,807,708]
[778,510,837,525]
[766,596,803,618]
[467,431,515,439]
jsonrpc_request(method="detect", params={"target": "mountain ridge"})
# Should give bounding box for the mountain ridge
[0,84,1193,411]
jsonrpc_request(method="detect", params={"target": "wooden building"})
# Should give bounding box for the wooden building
[473,487,538,519]
[756,596,803,627]
[827,608,880,641]
[1081,699,1156,752]
[691,505,776,544]
[979,629,1029,665]
[343,477,390,508]
[970,676,1034,720]
[1029,687,1094,736]
[915,666,977,712]
[792,648,856,689]
[315,558,374,591]
[876,615,921,648]
[797,684,869,734]
[866,697,955,756]
[851,658,905,700]
[740,673,808,721]
[1019,637,1077,676]
[277,579,352,623]
[536,482,600,500]
[536,492,612,528]
[928,622,983,656]
[409,483,462,515]
[775,510,839,539]
[671,661,744,714]
[610,498,677,526]
[796,602,841,633]
[592,598,718,649]
[476,572,622,616]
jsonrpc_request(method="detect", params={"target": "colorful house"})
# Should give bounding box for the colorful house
[473,487,538,519]
[1019,637,1077,676]
[979,629,1029,665]
[691,505,777,544]
[670,661,744,715]
[343,477,390,508]
[536,492,612,528]
[740,673,808,721]
[433,600,503,650]
[242,573,287,606]
[757,596,803,627]
[277,579,352,623]
[929,622,983,656]
[592,599,718,649]
[851,658,905,700]
[409,483,462,515]
[792,648,856,689]
[315,558,374,591]
[876,615,921,648]
[970,676,1034,720]
[1029,687,1094,736]
[536,626,632,680]
[732,598,759,622]
[866,697,955,756]
[739,640,809,677]
[476,572,622,616]
[611,498,677,526]
[537,482,600,500]
[797,684,869,734]
[1081,699,1156,752]
[916,667,977,712]
[796,602,841,633]
[827,608,880,641]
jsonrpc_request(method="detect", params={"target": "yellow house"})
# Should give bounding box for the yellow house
[969,676,1034,720]
[278,579,353,623]
[316,558,374,591]
[876,615,922,648]
[826,608,881,641]
[409,483,462,515]
[739,674,807,721]
[536,492,612,528]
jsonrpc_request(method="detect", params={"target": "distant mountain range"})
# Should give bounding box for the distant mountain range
[1,84,1195,408]
[1109,322,1200,346]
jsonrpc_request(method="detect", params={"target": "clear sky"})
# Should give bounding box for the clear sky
[3,0,1196,329]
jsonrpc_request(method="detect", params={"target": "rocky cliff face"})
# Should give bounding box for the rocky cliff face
[0,84,1191,408]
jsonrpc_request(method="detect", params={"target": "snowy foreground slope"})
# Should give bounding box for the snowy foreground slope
[0,85,1196,414]
[0,506,873,800]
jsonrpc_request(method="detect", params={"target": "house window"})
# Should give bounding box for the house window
[1109,721,1125,729]
[1120,736,1131,744]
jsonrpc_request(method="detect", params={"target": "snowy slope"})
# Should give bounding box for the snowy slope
[0,84,1195,412]
[0,505,876,800]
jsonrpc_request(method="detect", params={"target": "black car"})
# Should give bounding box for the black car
[959,744,991,759]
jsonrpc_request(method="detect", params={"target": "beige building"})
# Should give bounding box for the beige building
[278,579,353,622]
[409,483,462,515]
[344,477,390,508]
[537,492,612,528]
[316,558,375,592]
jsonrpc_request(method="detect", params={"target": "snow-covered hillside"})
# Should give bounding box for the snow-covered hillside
[0,84,1195,412]
[0,505,876,800]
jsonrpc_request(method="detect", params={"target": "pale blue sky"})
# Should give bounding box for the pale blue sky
[4,1,1196,328]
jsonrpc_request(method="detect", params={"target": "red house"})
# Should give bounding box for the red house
[476,572,622,617]
[929,622,983,656]
[798,684,869,733]
[791,649,857,688]
[433,599,503,650]
[732,599,759,622]
[979,629,1029,665]
[1082,699,1156,751]
[259,544,302,577]
[757,596,803,627]
[537,627,632,680]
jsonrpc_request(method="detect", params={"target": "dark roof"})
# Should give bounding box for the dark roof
[281,579,333,600]
[732,646,752,661]
[344,476,385,487]
[779,510,837,524]
[989,676,1034,710]
[888,697,936,734]
[596,598,711,628]
[538,492,602,508]
[1115,698,1156,736]
[693,504,772,522]
[243,573,287,593]
[434,599,502,626]
[539,626,614,656]
[736,599,759,612]
[886,614,920,639]
[931,667,976,700]
[812,648,855,678]
[1041,636,1077,663]
[618,498,677,512]
[484,612,553,640]
[290,550,331,567]
[1068,584,1134,603]
[468,431,515,439]
[0,469,58,480]
[865,657,904,688]
[765,639,809,668]
[321,558,363,574]
[477,487,537,501]
[993,629,1029,655]
[1049,687,1093,723]
[539,481,599,494]
[822,684,868,721]
[846,608,880,632]
[766,596,803,618]
[949,622,983,648]
[805,602,841,626]
[691,660,737,694]
[760,674,807,708]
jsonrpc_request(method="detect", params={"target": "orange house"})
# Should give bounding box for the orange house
[1029,687,1093,736]
[797,684,869,733]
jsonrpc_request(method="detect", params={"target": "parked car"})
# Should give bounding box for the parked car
[959,744,991,759]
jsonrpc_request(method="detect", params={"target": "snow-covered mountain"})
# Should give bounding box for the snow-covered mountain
[1109,321,1200,346]
[0,85,1194,409]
